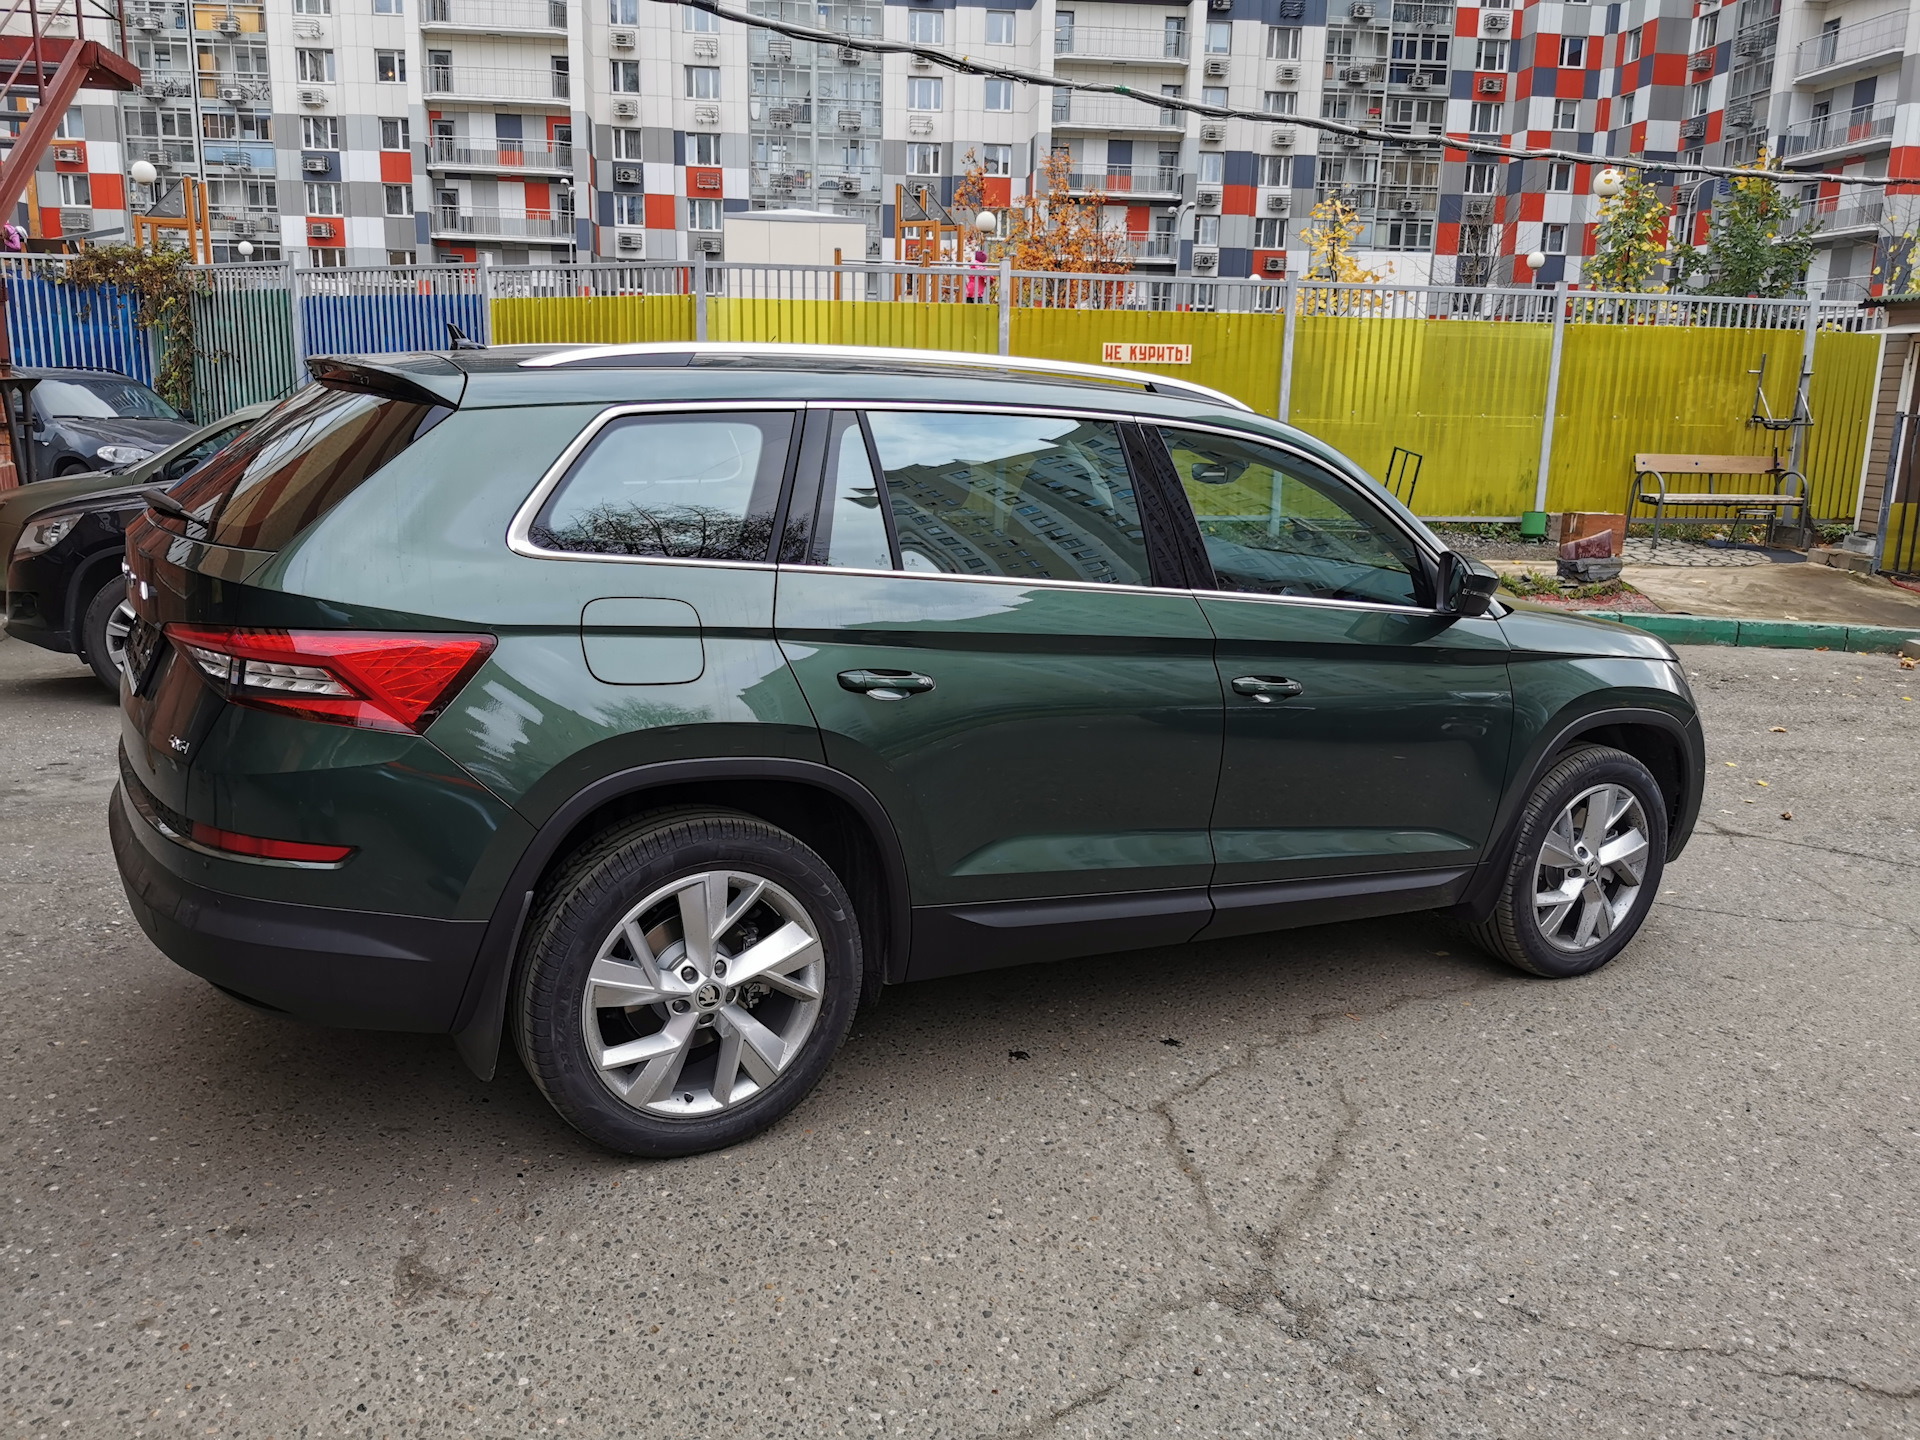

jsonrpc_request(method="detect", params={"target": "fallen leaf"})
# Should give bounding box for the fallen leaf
[1900,656,1916,670]
[1725,761,1738,768]
[1756,779,1770,787]
[1770,726,1787,733]
[1780,811,1793,820]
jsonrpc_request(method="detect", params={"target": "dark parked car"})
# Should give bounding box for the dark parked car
[111,345,1705,1157]
[4,403,272,688]
[18,368,197,481]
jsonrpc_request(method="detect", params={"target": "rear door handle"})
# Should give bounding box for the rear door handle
[838,669,936,700]
[1231,675,1304,703]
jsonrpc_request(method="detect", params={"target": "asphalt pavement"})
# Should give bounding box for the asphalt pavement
[3,634,1917,1439]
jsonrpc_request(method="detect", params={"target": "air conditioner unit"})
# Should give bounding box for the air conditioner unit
[1463,196,1493,219]
[1265,192,1289,213]
[1274,64,1298,83]
[302,156,330,173]
[1350,1,1374,17]
[1344,66,1370,84]
[1197,187,1221,206]
[1204,57,1228,77]
[1734,32,1764,55]
[133,11,162,31]
[612,164,641,184]
[1689,51,1714,71]
[692,105,719,124]
[1476,76,1503,93]
[218,85,247,102]
[1191,248,1218,269]
[61,209,92,234]
[696,236,721,253]
[1208,0,1231,9]
[767,39,792,62]
[1200,122,1226,141]
[254,214,278,232]
[616,230,643,253]
[769,103,795,124]
[1270,127,1294,147]
[214,15,240,33]
[1340,132,1364,147]
[52,145,81,164]
[611,27,636,47]
[838,44,861,62]
[911,54,933,70]
[839,174,862,193]
[613,98,640,119]
[908,115,933,134]
[293,19,322,38]
[1681,115,1706,136]
[1398,198,1418,212]
[1482,11,1508,32]
[1410,73,1430,88]
[691,38,717,58]
[838,109,862,130]
[1727,103,1754,128]
[694,170,721,190]
[307,221,335,238]
[1263,255,1284,272]
[226,217,251,235]
[299,88,329,105]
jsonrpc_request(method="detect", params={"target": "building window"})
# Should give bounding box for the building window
[1205,21,1230,54]
[1559,36,1584,67]
[295,48,335,82]
[1259,154,1290,186]
[388,250,416,265]
[1620,92,1635,126]
[309,248,345,268]
[1263,90,1297,115]
[1548,161,1573,191]
[683,3,716,28]
[907,76,942,110]
[907,9,942,44]
[689,198,720,229]
[1253,216,1284,248]
[303,115,340,149]
[551,55,570,97]
[1162,15,1184,56]
[614,192,645,225]
[293,0,329,12]
[686,65,720,98]
[612,59,640,91]
[375,49,406,81]
[906,141,941,175]
[1694,12,1718,50]
[381,117,410,150]
[613,126,643,159]
[985,10,1014,44]
[1265,25,1299,59]
[689,132,719,164]
[1195,214,1220,247]
[1475,39,1506,71]
[610,0,637,19]
[1381,218,1432,250]
[373,0,402,13]
[56,172,89,206]
[1625,26,1643,62]
[984,78,1012,111]
[384,183,414,215]
[1468,102,1503,133]
[306,181,342,214]
[981,143,1012,175]
[1198,150,1224,183]
[1202,85,1227,107]
[1464,160,1499,193]
[1688,81,1709,116]
[1543,222,1566,254]
[1552,99,1579,129]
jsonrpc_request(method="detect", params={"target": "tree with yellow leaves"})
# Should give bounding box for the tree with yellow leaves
[1671,149,1816,298]
[1296,197,1386,313]
[1587,169,1672,293]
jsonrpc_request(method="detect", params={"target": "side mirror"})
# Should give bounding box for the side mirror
[1439,551,1500,618]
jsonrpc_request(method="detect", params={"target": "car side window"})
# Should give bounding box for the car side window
[812,412,895,571]
[863,410,1150,585]
[1160,428,1424,606]
[531,411,794,561]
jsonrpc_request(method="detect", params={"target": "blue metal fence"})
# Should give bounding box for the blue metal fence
[1,258,154,385]
[298,265,489,358]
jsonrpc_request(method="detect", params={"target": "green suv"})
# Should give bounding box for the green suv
[110,345,1704,1156]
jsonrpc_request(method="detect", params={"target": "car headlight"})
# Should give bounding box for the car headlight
[95,444,156,469]
[13,513,78,558]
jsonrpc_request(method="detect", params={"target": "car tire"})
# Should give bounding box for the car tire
[54,459,88,477]
[80,577,134,692]
[1466,744,1669,979]
[512,808,862,1157]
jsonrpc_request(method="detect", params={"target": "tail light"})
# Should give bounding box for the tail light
[164,625,496,734]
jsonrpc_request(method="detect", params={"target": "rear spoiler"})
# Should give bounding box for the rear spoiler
[306,354,466,410]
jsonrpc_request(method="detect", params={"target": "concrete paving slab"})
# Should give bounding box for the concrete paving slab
[1622,561,1920,627]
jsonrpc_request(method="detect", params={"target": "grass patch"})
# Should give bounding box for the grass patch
[1500,569,1637,602]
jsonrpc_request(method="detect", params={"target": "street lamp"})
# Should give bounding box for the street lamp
[1594,167,1627,198]
[1525,250,1547,273]
[558,176,577,265]
[974,210,997,236]
[129,158,156,187]
[236,240,253,260]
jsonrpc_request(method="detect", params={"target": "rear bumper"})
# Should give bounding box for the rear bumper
[110,783,485,1031]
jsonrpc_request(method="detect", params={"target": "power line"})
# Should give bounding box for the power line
[671,0,1897,190]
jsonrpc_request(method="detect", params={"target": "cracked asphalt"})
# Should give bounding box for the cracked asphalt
[4,633,1919,1439]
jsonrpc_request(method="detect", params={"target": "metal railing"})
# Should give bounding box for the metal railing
[1793,11,1906,77]
[1066,166,1184,198]
[1784,195,1885,237]
[1779,100,1898,158]
[432,206,573,239]
[423,0,568,29]
[1053,23,1189,61]
[425,64,570,102]
[428,140,573,171]
[1051,93,1186,130]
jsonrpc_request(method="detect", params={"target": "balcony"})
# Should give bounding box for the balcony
[1122,229,1177,262]
[1783,194,1885,241]
[1390,2,1453,26]
[1779,100,1897,164]
[1051,93,1186,131]
[432,205,574,240]
[208,208,280,235]
[1066,165,1183,200]
[429,139,573,173]
[425,63,571,107]
[422,0,569,34]
[1377,187,1439,214]
[1053,23,1189,65]
[1793,11,1906,85]
[203,143,275,170]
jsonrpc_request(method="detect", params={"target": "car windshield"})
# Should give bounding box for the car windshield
[154,423,245,482]
[37,376,180,421]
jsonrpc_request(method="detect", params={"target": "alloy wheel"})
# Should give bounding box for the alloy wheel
[1532,783,1650,953]
[579,870,824,1118]
[105,600,135,674]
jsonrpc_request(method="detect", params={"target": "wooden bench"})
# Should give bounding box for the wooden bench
[1627,453,1808,552]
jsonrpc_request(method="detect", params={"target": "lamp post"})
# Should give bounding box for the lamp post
[558,176,578,265]
[236,239,253,262]
[1593,167,1626,199]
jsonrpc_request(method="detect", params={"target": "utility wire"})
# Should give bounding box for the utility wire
[670,0,1895,189]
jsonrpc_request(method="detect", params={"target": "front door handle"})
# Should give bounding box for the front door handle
[1231,675,1304,704]
[838,668,936,700]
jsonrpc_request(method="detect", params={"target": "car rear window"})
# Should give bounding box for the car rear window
[164,384,441,552]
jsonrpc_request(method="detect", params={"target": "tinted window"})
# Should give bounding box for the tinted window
[160,423,246,484]
[167,384,438,552]
[813,412,893,571]
[864,411,1148,585]
[1162,428,1423,606]
[37,376,179,420]
[532,411,793,561]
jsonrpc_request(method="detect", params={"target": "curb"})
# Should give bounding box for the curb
[1577,611,1920,654]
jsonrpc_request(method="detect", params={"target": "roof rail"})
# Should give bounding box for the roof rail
[517,342,1253,412]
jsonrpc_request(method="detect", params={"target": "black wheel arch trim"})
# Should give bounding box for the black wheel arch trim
[449,756,913,1082]
[1450,702,1704,925]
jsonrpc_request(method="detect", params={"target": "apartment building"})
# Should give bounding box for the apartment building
[12,0,1914,293]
